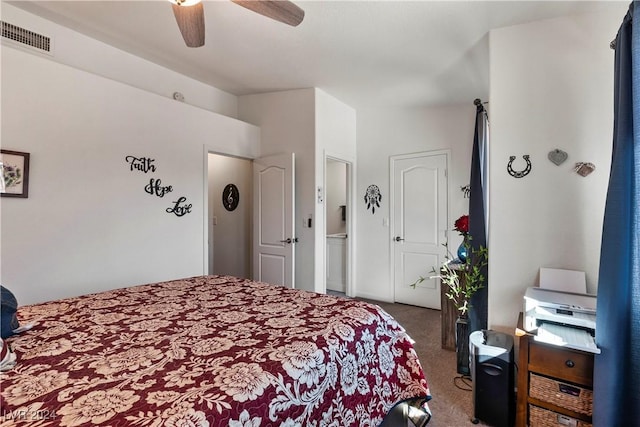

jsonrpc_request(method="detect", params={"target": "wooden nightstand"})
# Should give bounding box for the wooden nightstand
[516,314,594,427]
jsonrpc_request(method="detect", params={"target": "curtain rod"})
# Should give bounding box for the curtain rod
[474,98,488,114]
[611,1,633,50]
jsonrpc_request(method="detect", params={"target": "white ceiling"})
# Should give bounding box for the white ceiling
[7,0,625,109]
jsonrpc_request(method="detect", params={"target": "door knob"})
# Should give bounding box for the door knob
[280,238,292,244]
[395,236,404,242]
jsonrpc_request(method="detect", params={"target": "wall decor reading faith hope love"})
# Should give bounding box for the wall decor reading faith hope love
[125,155,192,217]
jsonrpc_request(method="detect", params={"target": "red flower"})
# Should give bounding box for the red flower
[454,215,469,235]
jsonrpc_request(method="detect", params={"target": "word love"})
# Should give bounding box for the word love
[166,197,192,217]
[145,178,173,198]
[125,156,156,173]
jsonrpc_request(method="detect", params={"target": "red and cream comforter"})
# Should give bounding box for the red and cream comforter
[0,275,430,426]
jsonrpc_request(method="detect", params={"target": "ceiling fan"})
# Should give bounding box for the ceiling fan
[169,0,305,48]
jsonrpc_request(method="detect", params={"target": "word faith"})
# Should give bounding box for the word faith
[126,156,156,173]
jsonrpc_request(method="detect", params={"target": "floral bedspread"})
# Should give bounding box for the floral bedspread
[0,275,430,426]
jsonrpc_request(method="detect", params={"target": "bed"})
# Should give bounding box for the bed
[0,275,431,426]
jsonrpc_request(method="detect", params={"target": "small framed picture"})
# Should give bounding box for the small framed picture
[1,150,30,198]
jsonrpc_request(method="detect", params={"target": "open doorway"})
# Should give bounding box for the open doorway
[324,155,353,297]
[207,153,252,278]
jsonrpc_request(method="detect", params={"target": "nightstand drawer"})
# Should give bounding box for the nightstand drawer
[529,342,593,384]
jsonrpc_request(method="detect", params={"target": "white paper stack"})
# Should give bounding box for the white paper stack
[534,322,600,354]
[539,268,587,294]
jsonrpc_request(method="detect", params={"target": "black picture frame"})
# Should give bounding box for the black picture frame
[1,150,30,198]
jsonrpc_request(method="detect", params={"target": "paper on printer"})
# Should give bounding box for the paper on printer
[523,287,600,354]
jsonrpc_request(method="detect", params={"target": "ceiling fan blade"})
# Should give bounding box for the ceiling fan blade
[231,0,304,27]
[172,2,205,47]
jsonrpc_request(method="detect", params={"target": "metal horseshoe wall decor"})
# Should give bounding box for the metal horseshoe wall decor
[507,155,532,178]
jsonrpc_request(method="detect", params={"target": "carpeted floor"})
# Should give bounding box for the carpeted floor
[359,299,490,427]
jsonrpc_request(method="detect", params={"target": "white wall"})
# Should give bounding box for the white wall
[326,161,347,235]
[208,154,252,278]
[0,46,259,305]
[355,105,476,302]
[1,3,238,118]
[238,89,317,291]
[487,8,625,329]
[315,90,357,294]
[238,88,357,293]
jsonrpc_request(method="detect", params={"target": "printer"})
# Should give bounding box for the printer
[523,287,600,354]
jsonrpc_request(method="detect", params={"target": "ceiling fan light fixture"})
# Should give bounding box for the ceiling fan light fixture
[171,0,205,47]
[168,0,201,7]
[169,0,304,49]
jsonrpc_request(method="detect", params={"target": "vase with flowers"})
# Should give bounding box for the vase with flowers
[412,214,488,375]
[440,236,487,375]
[446,216,487,315]
[454,214,470,262]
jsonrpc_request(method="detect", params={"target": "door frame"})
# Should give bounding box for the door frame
[322,150,356,297]
[202,145,257,276]
[389,149,451,304]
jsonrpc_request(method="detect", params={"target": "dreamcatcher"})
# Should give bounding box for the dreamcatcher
[364,185,382,214]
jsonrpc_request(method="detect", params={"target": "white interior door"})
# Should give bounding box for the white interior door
[252,153,295,288]
[392,152,448,309]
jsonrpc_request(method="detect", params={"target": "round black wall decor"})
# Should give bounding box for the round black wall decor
[222,184,240,211]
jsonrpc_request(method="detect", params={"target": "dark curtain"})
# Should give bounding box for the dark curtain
[468,102,489,333]
[593,2,640,425]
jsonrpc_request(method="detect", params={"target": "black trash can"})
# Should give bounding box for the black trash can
[469,330,515,427]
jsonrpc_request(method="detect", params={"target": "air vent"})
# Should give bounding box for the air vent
[1,21,52,54]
